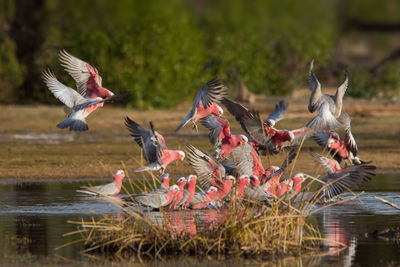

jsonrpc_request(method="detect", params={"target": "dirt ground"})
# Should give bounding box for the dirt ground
[0,97,399,179]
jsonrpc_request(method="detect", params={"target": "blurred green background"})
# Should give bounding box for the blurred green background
[0,0,399,108]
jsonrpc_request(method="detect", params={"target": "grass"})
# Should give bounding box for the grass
[61,191,325,262]
[0,100,399,179]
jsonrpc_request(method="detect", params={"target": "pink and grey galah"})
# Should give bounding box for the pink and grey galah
[42,69,118,131]
[235,175,250,199]
[242,175,274,202]
[125,117,185,173]
[134,184,180,209]
[176,79,227,132]
[199,115,248,158]
[177,174,197,208]
[312,113,363,165]
[76,170,125,196]
[189,186,218,210]
[306,60,348,131]
[155,173,170,192]
[169,177,187,209]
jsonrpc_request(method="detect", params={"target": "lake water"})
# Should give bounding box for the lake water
[0,174,399,266]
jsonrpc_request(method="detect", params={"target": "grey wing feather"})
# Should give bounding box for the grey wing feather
[42,69,86,108]
[177,190,191,207]
[221,160,237,176]
[308,60,322,113]
[232,143,254,176]
[189,192,206,206]
[264,149,296,183]
[58,49,92,96]
[199,115,224,147]
[125,117,163,165]
[312,131,331,148]
[242,111,268,144]
[134,193,168,208]
[186,144,225,190]
[341,113,358,156]
[194,78,227,110]
[221,97,251,133]
[266,100,288,124]
[310,152,338,174]
[306,101,342,131]
[314,164,376,203]
[336,71,349,101]
[284,128,315,148]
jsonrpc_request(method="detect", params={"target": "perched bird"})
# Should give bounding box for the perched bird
[222,98,313,154]
[176,79,227,132]
[157,173,170,192]
[311,161,376,203]
[177,174,197,209]
[312,113,362,165]
[212,175,236,207]
[42,69,118,131]
[169,177,187,209]
[134,185,180,209]
[189,186,219,210]
[76,170,125,196]
[279,173,307,200]
[306,60,348,131]
[199,115,248,158]
[125,117,185,173]
[58,49,114,99]
[235,175,250,199]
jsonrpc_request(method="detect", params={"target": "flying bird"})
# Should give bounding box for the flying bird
[312,113,363,165]
[199,115,248,158]
[306,60,348,131]
[176,79,227,132]
[42,69,119,131]
[76,170,125,196]
[125,117,185,173]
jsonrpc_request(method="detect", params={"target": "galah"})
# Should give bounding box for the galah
[157,173,170,192]
[231,143,266,179]
[134,184,180,209]
[42,69,124,131]
[177,175,197,208]
[235,175,250,199]
[310,152,341,174]
[176,79,227,132]
[222,98,313,154]
[306,60,348,131]
[189,186,218,210]
[311,163,376,203]
[212,175,236,207]
[169,177,187,209]
[199,115,248,158]
[76,170,125,196]
[125,117,185,173]
[312,113,363,165]
[58,49,114,99]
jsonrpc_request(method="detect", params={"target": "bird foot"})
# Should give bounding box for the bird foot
[191,121,198,132]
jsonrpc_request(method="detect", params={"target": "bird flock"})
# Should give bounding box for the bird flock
[42,50,376,210]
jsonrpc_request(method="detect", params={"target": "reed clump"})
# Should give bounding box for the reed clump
[64,195,322,261]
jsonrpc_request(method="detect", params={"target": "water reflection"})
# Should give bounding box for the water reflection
[0,176,399,265]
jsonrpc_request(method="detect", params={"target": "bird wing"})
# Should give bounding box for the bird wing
[186,144,225,190]
[282,127,315,148]
[199,115,225,147]
[42,69,86,108]
[189,192,206,206]
[310,152,340,174]
[220,160,237,176]
[266,100,288,124]
[308,60,323,113]
[336,70,349,101]
[125,117,164,165]
[313,164,376,203]
[341,113,358,156]
[194,78,227,110]
[306,101,342,131]
[221,97,251,132]
[58,49,97,97]
[312,131,331,148]
[134,193,167,208]
[232,143,254,176]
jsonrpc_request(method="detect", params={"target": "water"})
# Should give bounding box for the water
[0,174,399,266]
